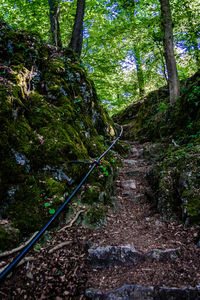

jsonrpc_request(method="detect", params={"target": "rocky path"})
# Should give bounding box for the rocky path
[0,142,200,299]
[85,142,200,299]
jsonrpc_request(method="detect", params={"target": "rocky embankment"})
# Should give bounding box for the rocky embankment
[0,20,126,250]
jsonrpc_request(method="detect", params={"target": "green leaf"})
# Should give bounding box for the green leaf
[49,208,55,214]
[44,202,50,207]
[33,243,41,252]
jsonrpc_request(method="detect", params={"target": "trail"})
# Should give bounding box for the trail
[86,141,200,299]
[0,141,200,299]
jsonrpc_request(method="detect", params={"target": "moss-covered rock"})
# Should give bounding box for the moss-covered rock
[113,141,131,158]
[0,21,118,249]
[146,145,200,225]
[113,71,200,144]
[0,222,20,251]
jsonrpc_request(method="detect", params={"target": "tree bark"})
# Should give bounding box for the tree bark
[48,0,62,48]
[160,0,180,104]
[69,0,86,58]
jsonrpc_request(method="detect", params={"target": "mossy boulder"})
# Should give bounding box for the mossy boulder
[146,145,200,224]
[0,222,20,251]
[0,21,118,249]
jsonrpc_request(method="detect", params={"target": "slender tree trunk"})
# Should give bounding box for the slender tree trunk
[48,0,62,48]
[154,40,169,84]
[69,0,85,58]
[133,46,144,97]
[160,0,180,104]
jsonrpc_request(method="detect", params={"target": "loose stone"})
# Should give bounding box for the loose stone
[88,246,145,269]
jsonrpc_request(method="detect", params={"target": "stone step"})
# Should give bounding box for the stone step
[119,169,146,178]
[130,147,141,158]
[121,180,137,190]
[88,246,180,269]
[123,159,137,168]
[85,285,200,300]
[88,246,144,269]
[130,193,145,203]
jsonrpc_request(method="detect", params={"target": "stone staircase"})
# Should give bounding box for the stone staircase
[85,142,200,300]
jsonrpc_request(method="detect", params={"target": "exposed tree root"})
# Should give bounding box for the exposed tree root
[0,231,39,258]
[48,241,72,254]
[59,209,85,232]
[0,256,35,274]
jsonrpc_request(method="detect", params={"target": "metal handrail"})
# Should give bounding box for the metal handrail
[0,125,123,282]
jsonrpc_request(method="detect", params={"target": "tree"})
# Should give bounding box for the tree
[69,0,86,57]
[48,0,62,48]
[1,0,198,112]
[160,0,180,104]
[133,46,144,97]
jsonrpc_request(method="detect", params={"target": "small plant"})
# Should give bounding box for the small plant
[157,102,169,113]
[74,99,82,103]
[49,208,55,214]
[187,122,193,129]
[188,86,200,106]
[99,165,109,176]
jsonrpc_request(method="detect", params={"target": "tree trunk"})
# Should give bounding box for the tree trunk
[160,0,180,104]
[69,0,85,58]
[134,46,144,97]
[48,0,62,48]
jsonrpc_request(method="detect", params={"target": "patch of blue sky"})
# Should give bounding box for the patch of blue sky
[122,92,133,98]
[83,27,90,39]
[104,1,120,20]
[120,56,137,71]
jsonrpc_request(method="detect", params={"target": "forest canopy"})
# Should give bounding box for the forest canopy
[0,0,199,113]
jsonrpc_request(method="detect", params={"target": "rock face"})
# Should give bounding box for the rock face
[0,21,118,249]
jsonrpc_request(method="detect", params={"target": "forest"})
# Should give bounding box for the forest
[0,0,200,299]
[0,0,199,112]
